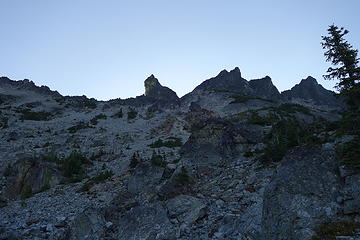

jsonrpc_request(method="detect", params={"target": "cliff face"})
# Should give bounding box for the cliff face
[0,69,358,240]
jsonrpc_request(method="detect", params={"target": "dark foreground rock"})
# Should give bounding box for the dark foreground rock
[261,146,342,240]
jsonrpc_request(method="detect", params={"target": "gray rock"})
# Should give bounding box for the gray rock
[166,195,207,224]
[69,208,105,240]
[127,162,164,194]
[116,203,176,240]
[342,174,360,214]
[261,146,341,240]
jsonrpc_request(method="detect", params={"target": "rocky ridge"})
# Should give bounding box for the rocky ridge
[0,68,358,240]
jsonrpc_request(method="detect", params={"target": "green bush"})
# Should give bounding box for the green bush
[89,150,106,161]
[229,94,275,104]
[150,151,166,167]
[91,170,113,184]
[21,185,33,200]
[276,103,312,115]
[127,108,138,120]
[149,137,183,148]
[62,152,89,178]
[0,115,8,129]
[90,114,107,125]
[311,221,360,240]
[174,167,192,185]
[68,121,91,133]
[18,109,52,121]
[330,110,360,136]
[79,170,113,192]
[112,109,123,118]
[261,120,304,163]
[129,152,139,168]
[81,98,97,109]
[337,137,360,170]
[41,152,61,164]
[246,111,278,126]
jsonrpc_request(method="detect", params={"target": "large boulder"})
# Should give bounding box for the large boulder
[165,195,207,225]
[127,162,164,194]
[4,157,63,199]
[116,203,176,240]
[69,208,105,240]
[261,146,342,240]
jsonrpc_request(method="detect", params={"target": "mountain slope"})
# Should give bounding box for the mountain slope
[0,69,356,240]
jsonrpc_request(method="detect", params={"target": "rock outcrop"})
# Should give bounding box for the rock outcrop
[144,75,179,103]
[261,146,342,240]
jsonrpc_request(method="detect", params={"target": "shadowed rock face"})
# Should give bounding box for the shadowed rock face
[249,76,281,99]
[0,77,62,98]
[144,74,179,103]
[262,146,342,240]
[281,76,341,106]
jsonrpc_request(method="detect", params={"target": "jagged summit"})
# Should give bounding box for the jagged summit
[281,76,341,106]
[0,76,61,98]
[299,76,318,86]
[193,67,252,94]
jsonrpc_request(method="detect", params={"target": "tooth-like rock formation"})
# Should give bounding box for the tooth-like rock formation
[144,74,179,103]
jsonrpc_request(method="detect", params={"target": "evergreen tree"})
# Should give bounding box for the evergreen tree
[321,24,360,106]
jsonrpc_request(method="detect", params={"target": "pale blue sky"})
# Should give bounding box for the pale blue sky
[1,0,359,100]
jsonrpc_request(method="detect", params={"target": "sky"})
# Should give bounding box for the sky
[1,0,359,100]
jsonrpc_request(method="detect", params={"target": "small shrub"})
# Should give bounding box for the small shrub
[150,151,166,167]
[331,110,360,136]
[91,170,113,184]
[0,116,8,129]
[3,164,12,177]
[260,120,304,163]
[0,198,7,208]
[81,98,97,109]
[41,152,61,164]
[89,150,106,161]
[90,114,107,125]
[337,137,360,170]
[127,108,138,120]
[244,151,254,158]
[247,111,278,126]
[68,121,91,133]
[21,185,33,200]
[129,152,139,168]
[277,103,312,115]
[78,170,113,192]
[112,109,123,118]
[18,109,52,121]
[230,94,275,104]
[174,167,192,185]
[311,221,360,240]
[149,137,183,148]
[62,152,89,178]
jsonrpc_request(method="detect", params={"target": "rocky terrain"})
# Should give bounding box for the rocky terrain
[0,67,359,240]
